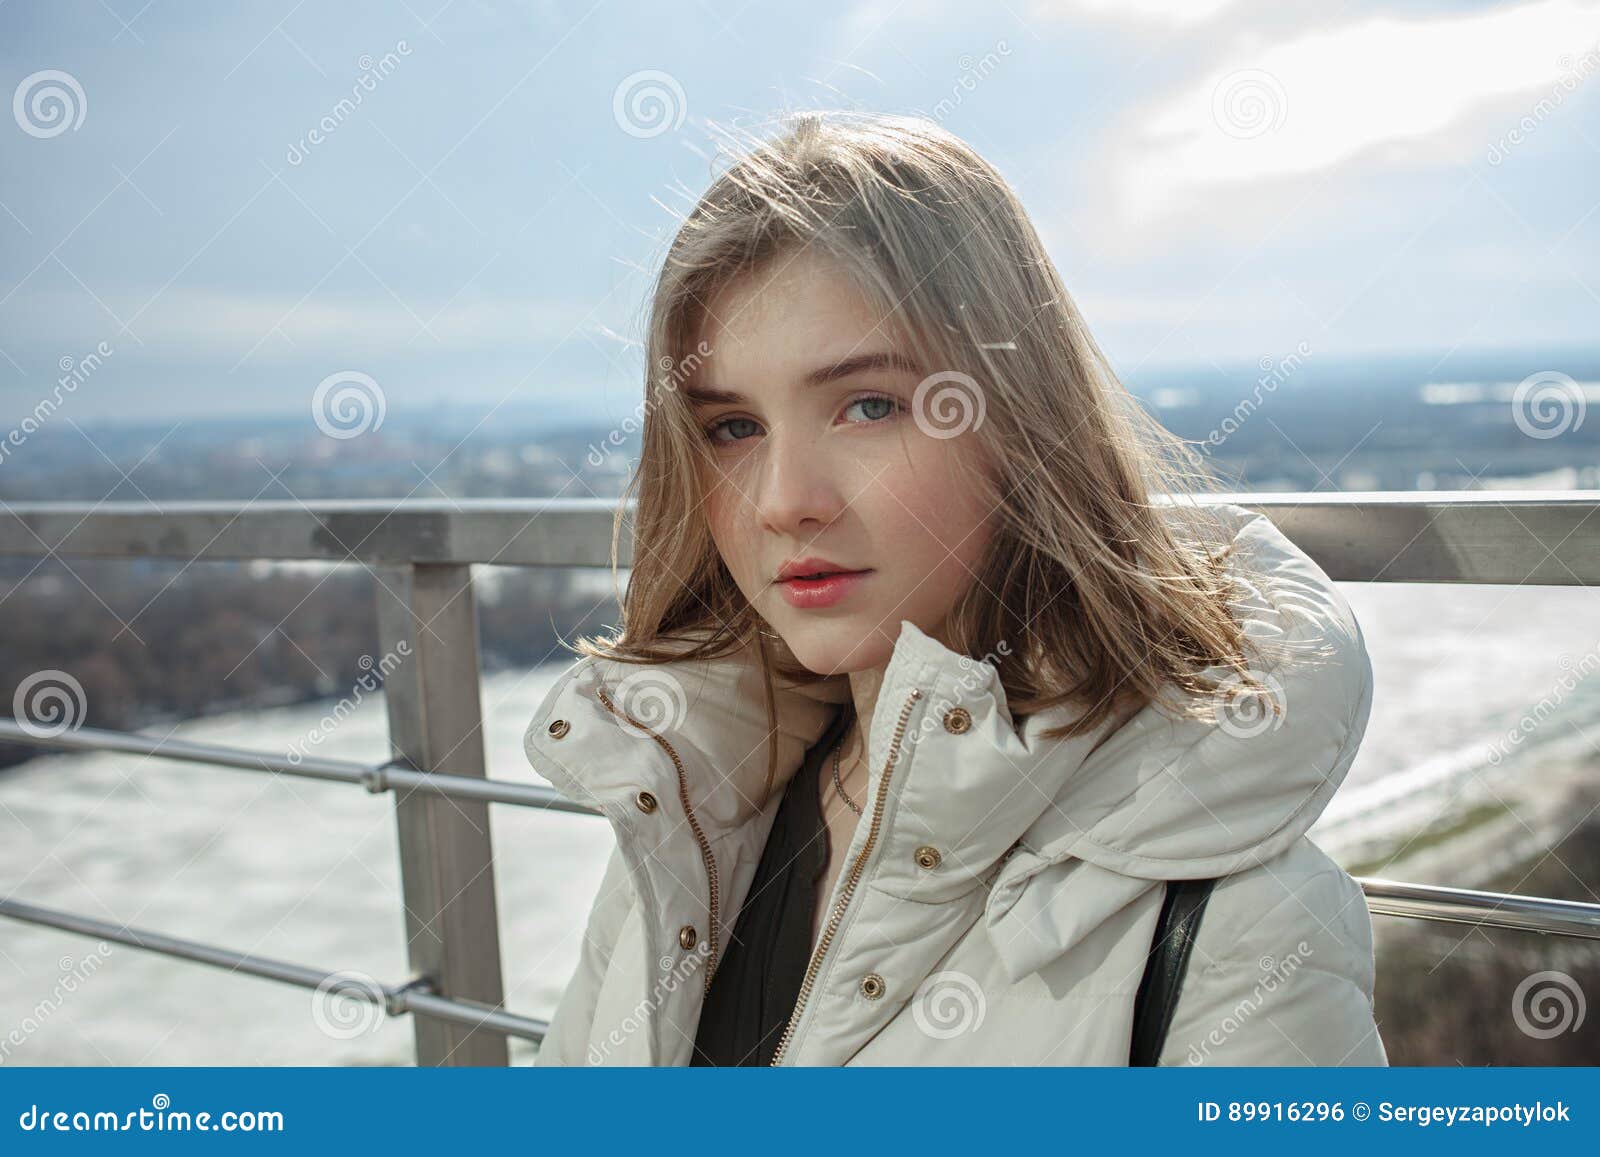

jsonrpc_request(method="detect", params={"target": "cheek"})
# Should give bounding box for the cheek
[874,450,996,578]
[704,482,761,589]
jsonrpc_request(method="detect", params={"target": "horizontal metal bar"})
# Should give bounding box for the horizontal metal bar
[0,498,625,567]
[0,895,547,1042]
[0,719,600,815]
[1200,490,1600,585]
[0,492,1596,583]
[1357,876,1600,940]
[397,988,547,1043]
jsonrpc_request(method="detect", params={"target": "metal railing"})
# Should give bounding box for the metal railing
[1,490,1598,1065]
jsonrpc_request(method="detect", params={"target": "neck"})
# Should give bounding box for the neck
[845,664,884,765]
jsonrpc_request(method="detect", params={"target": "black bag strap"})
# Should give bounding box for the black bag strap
[1129,877,1218,1066]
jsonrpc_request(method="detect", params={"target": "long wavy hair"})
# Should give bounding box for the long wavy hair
[571,109,1312,776]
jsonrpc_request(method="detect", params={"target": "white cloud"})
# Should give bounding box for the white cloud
[5,286,601,366]
[1027,0,1242,28]
[1110,0,1600,225]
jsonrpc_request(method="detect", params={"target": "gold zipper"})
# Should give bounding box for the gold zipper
[594,684,722,995]
[770,686,924,1066]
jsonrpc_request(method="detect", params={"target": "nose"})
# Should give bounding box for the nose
[752,422,849,539]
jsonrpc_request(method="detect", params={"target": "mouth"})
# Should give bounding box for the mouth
[778,569,871,585]
[773,563,875,610]
[775,556,869,584]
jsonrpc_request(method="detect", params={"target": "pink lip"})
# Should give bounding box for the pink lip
[776,569,873,610]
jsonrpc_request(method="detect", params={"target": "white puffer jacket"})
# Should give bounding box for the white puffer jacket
[522,504,1387,1066]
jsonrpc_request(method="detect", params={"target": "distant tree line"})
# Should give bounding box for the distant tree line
[0,559,615,770]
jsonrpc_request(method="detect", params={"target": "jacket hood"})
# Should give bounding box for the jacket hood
[522,502,1373,984]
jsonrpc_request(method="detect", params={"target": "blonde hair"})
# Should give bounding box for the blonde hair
[573,109,1308,766]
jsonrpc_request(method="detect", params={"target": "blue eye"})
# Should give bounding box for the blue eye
[702,393,903,447]
[843,393,903,423]
[704,416,760,445]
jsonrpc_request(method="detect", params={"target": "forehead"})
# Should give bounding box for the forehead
[692,249,891,386]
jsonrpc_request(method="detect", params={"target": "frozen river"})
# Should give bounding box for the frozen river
[2,581,1598,1064]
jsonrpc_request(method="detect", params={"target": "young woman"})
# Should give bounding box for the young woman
[523,110,1385,1066]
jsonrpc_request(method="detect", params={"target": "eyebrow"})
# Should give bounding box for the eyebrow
[682,350,922,407]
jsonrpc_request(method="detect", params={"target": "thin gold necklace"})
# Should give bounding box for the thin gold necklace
[830,728,862,817]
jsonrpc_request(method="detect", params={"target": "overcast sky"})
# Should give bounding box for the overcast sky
[2,0,1597,427]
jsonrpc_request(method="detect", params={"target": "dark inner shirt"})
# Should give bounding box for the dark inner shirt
[690,699,855,1066]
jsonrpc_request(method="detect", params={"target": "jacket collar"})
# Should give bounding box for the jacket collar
[523,503,1373,983]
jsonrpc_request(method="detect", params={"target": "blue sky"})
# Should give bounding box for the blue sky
[2,0,1597,425]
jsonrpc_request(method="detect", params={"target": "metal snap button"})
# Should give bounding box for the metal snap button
[914,845,942,870]
[859,972,886,999]
[635,790,658,813]
[547,718,571,739]
[678,925,698,949]
[942,707,972,735]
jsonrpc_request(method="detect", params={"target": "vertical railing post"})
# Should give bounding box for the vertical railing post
[375,562,509,1066]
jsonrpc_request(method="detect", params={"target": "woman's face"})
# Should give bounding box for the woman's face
[687,247,997,676]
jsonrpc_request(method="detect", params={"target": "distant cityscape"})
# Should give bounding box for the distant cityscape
[2,347,1597,767]
[5,348,1598,507]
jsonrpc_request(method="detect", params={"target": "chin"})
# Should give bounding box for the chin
[778,625,891,676]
